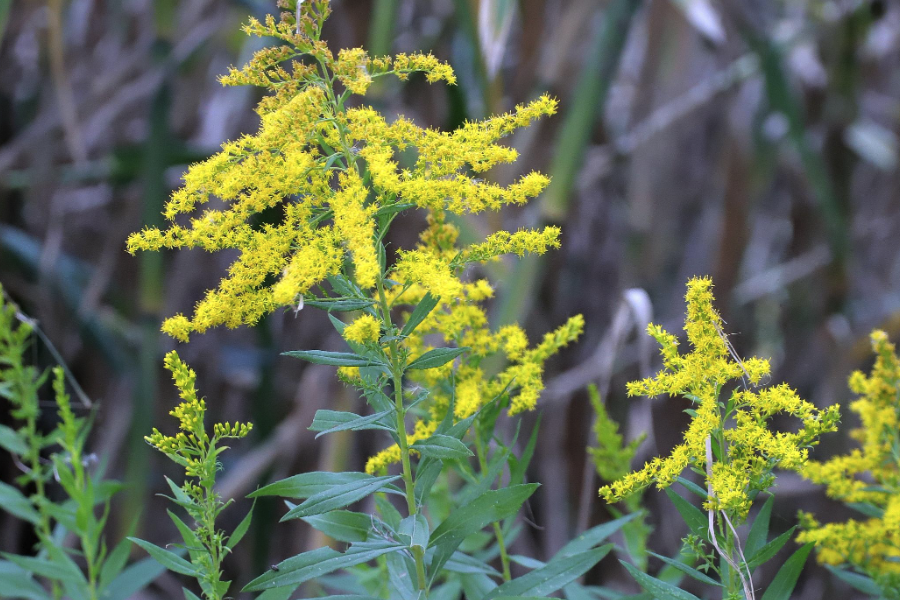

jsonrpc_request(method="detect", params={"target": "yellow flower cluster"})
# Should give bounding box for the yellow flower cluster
[343,314,381,345]
[128,0,558,343]
[146,351,252,480]
[798,330,900,582]
[366,420,438,475]
[599,278,840,520]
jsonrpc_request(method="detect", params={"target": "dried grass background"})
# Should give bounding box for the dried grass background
[2,0,900,597]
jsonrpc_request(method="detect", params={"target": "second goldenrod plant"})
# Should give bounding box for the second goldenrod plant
[599,278,841,599]
[129,351,253,600]
[798,330,900,598]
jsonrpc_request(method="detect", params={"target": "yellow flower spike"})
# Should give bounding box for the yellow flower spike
[343,314,381,345]
[599,277,840,521]
[800,330,900,585]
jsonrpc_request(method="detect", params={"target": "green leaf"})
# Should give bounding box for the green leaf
[444,551,503,577]
[101,556,168,600]
[406,347,468,370]
[745,495,774,558]
[375,202,417,218]
[411,434,473,461]
[250,471,372,499]
[183,588,202,600]
[760,544,813,600]
[484,546,612,599]
[664,488,707,538]
[620,561,702,600]
[647,552,722,587]
[847,502,884,518]
[824,566,883,595]
[253,586,301,600]
[98,537,131,593]
[0,424,27,455]
[310,409,393,438]
[745,526,797,571]
[281,475,401,520]
[400,292,439,337]
[558,511,642,557]
[0,481,40,524]
[676,476,708,499]
[428,484,539,581]
[282,350,383,367]
[127,538,200,577]
[509,415,541,486]
[301,511,372,543]
[305,299,375,312]
[242,541,402,592]
[3,551,87,587]
[0,559,48,600]
[399,513,430,550]
[226,501,254,549]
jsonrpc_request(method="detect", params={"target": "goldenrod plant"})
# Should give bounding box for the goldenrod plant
[798,330,900,598]
[129,351,254,600]
[599,278,841,599]
[0,287,165,600]
[124,1,629,598]
[587,384,651,569]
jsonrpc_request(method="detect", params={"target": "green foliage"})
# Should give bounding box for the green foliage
[130,352,253,600]
[0,287,162,600]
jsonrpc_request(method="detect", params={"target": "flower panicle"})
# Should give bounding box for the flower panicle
[599,277,840,520]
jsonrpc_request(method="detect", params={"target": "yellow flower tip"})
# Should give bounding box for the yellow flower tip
[161,314,193,343]
[343,314,381,345]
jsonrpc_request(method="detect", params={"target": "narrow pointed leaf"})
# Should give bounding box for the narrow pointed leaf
[746,526,796,571]
[102,556,168,600]
[0,424,27,455]
[484,546,612,599]
[665,488,708,538]
[428,484,538,581]
[647,552,722,587]
[745,495,773,558]
[305,299,375,312]
[400,292,439,337]
[824,566,883,595]
[310,409,393,438]
[226,502,254,549]
[301,511,372,543]
[558,511,642,557]
[250,471,371,499]
[620,561,702,600]
[281,475,401,520]
[760,544,813,600]
[411,434,473,461]
[0,481,40,524]
[127,538,200,577]
[242,541,402,591]
[406,347,468,370]
[283,350,382,367]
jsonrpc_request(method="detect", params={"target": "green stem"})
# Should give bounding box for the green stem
[473,434,512,581]
[376,280,427,593]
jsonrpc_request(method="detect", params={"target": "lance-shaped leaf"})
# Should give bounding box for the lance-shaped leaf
[406,347,468,370]
[310,409,393,438]
[400,292,439,337]
[428,484,538,581]
[250,471,372,499]
[126,538,200,578]
[283,350,384,367]
[484,545,613,599]
[281,475,402,520]
[242,541,402,592]
[621,561,702,600]
[411,434,473,461]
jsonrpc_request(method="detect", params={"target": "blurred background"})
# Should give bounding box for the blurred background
[1,0,899,597]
